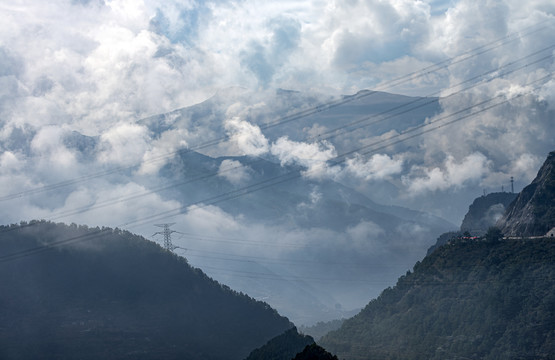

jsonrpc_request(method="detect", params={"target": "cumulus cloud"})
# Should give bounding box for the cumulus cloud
[344,153,404,181]
[224,117,270,156]
[239,16,302,87]
[1,0,553,139]
[97,123,150,166]
[270,137,337,179]
[1,0,555,322]
[217,159,252,185]
[138,128,188,175]
[27,126,82,181]
[511,153,542,179]
[0,151,20,170]
[403,152,491,194]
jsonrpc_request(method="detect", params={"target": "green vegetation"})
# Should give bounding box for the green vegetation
[0,221,292,360]
[484,226,503,242]
[320,237,555,360]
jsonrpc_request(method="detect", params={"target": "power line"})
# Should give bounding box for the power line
[184,248,407,268]
[1,73,550,263]
[0,21,550,203]
[196,265,554,285]
[310,48,554,144]
[2,46,551,229]
[118,73,552,229]
[7,72,555,236]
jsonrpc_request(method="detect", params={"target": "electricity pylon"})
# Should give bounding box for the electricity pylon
[153,223,178,251]
[153,224,187,262]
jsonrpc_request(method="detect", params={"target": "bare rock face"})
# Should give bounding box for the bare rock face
[497,151,555,237]
[460,192,517,236]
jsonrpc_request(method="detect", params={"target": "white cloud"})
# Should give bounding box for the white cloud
[0,151,20,170]
[217,159,252,185]
[181,204,242,235]
[270,137,337,179]
[29,126,80,179]
[403,152,491,194]
[344,153,404,181]
[97,123,149,166]
[511,153,541,178]
[224,117,270,156]
[1,0,554,323]
[1,0,553,139]
[138,128,189,175]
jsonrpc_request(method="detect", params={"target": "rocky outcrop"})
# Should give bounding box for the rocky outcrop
[460,192,517,235]
[497,151,555,237]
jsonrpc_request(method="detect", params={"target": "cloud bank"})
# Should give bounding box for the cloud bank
[0,0,554,323]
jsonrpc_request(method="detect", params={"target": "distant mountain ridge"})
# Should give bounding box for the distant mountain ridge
[138,88,441,156]
[0,88,455,324]
[3,122,456,324]
[497,151,555,236]
[0,221,292,360]
[159,149,454,323]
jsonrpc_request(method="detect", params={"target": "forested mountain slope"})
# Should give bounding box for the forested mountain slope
[319,237,555,360]
[0,221,292,360]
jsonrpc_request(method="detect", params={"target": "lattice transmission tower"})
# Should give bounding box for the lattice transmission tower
[153,223,179,251]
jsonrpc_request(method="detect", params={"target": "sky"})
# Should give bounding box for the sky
[0,0,546,218]
[1,0,554,323]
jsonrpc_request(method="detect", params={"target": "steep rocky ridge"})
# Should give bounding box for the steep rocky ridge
[460,192,518,235]
[497,151,555,236]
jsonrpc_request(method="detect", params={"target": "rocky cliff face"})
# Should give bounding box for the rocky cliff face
[460,192,517,235]
[497,151,555,237]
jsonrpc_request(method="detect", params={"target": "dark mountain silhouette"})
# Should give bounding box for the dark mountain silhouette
[0,221,292,360]
[244,327,314,360]
[497,151,555,236]
[292,343,338,360]
[243,327,341,360]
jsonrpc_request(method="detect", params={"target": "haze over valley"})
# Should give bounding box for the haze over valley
[1,1,554,359]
